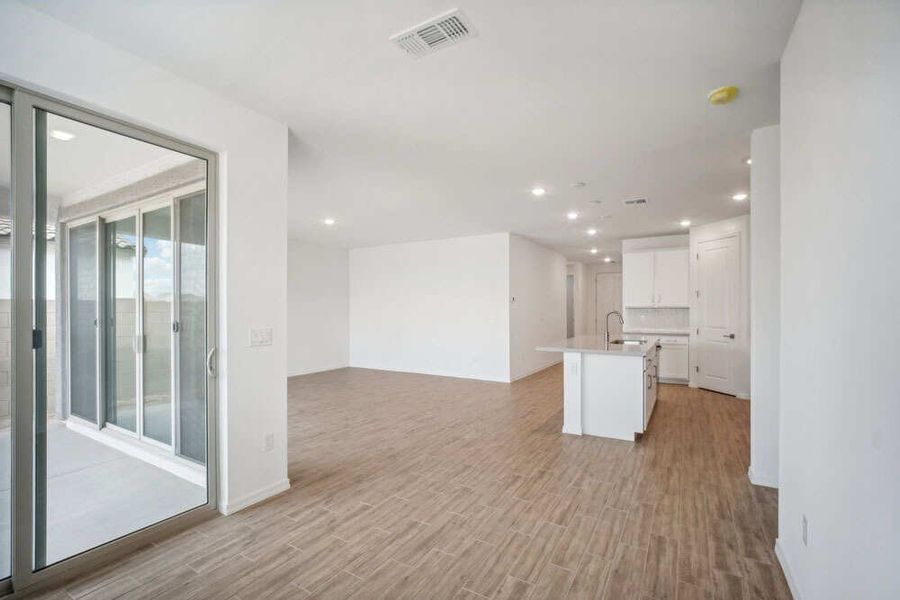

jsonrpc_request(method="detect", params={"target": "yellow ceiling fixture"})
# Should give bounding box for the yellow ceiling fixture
[708,85,739,105]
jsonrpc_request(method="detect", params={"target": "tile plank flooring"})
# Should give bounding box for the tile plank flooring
[28,365,790,599]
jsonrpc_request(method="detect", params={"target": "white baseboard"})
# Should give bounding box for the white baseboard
[747,466,779,489]
[511,360,562,382]
[288,363,349,377]
[775,538,802,600]
[736,391,751,400]
[220,478,291,515]
[348,363,510,383]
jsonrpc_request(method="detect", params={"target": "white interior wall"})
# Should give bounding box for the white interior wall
[509,235,566,381]
[749,125,780,489]
[778,1,900,598]
[349,233,511,382]
[287,240,349,377]
[688,215,751,398]
[0,1,289,514]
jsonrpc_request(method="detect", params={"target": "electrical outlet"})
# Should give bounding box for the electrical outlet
[250,327,273,347]
[264,433,275,452]
[801,514,808,546]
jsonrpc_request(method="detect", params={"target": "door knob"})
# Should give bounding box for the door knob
[722,333,735,339]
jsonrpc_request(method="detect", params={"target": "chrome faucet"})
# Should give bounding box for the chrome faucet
[605,311,624,350]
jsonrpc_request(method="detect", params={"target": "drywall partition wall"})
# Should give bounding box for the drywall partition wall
[509,235,566,381]
[287,240,349,376]
[688,215,751,398]
[0,2,290,514]
[621,234,689,252]
[749,125,780,489]
[779,2,900,598]
[349,233,511,382]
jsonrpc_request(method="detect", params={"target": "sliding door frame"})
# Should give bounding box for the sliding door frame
[6,80,218,594]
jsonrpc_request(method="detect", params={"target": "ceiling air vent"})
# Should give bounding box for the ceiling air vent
[390,9,476,58]
[623,198,648,206]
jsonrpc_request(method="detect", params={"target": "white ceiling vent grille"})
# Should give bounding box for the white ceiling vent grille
[390,9,476,58]
[623,198,649,206]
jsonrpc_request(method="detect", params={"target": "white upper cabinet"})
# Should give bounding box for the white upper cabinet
[622,248,690,307]
[622,252,655,307]
[653,248,690,307]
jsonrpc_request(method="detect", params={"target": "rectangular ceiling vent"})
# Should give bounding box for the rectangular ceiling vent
[623,198,649,206]
[390,9,476,58]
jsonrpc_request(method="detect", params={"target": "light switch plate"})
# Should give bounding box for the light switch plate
[250,327,273,347]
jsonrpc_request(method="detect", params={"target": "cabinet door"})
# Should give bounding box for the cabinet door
[653,248,690,307]
[658,345,689,380]
[622,252,655,307]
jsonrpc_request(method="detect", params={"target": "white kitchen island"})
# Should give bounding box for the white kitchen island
[537,335,659,441]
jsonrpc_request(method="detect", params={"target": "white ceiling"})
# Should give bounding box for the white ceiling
[0,109,195,204]
[25,0,801,262]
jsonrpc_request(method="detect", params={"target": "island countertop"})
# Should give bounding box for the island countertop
[536,334,652,356]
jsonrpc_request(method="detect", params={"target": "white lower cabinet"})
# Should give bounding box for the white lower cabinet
[658,337,689,382]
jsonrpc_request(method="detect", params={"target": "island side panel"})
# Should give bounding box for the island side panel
[562,351,583,435]
[581,353,644,441]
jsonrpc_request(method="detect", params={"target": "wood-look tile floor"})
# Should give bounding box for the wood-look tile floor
[28,365,791,600]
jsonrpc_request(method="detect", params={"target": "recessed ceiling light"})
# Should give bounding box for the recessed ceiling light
[531,187,546,197]
[745,157,752,165]
[323,218,336,226]
[708,85,739,105]
[732,192,748,201]
[50,130,75,141]
[566,211,579,221]
[680,219,691,227]
[586,228,597,236]
[590,248,598,254]
[603,256,613,263]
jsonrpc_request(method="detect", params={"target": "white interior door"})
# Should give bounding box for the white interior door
[566,274,575,338]
[696,235,739,394]
[595,272,622,341]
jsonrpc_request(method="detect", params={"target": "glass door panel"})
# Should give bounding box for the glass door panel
[0,100,12,579]
[68,222,98,423]
[142,206,172,445]
[33,110,208,569]
[104,216,137,433]
[177,193,206,463]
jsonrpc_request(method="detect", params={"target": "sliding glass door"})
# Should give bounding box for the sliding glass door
[0,80,218,594]
[142,206,173,446]
[177,193,207,464]
[30,110,213,570]
[104,215,138,434]
[68,222,98,424]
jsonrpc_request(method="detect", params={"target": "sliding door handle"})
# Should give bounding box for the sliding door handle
[206,347,217,378]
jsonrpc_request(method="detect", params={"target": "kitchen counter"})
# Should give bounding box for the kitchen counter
[536,334,651,356]
[536,336,659,441]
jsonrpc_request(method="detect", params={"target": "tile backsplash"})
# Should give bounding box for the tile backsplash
[624,307,689,331]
